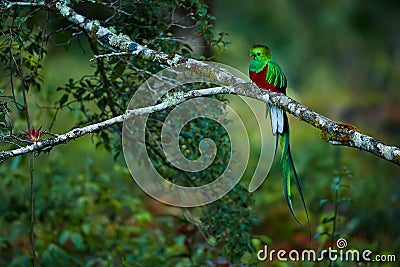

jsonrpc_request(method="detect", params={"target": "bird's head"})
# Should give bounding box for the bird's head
[249,45,271,61]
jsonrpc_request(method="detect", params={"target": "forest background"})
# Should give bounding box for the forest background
[0,0,399,266]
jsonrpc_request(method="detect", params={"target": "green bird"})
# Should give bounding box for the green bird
[249,44,308,226]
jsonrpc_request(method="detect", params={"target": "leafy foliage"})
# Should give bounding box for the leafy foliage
[315,167,352,242]
[0,0,254,266]
[0,155,213,266]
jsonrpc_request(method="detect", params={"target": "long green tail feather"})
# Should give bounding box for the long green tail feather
[278,112,309,228]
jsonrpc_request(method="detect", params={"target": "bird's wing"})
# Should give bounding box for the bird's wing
[266,59,287,91]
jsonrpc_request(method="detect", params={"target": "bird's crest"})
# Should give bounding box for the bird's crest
[250,44,271,56]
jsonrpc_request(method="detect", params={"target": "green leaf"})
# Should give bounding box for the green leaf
[59,231,70,245]
[314,232,330,239]
[322,216,335,224]
[320,199,330,206]
[114,61,126,76]
[70,233,86,250]
[240,251,253,263]
[165,243,187,258]
[16,16,29,25]
[59,94,69,106]
[337,197,352,204]
[253,235,272,244]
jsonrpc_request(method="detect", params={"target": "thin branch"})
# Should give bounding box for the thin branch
[0,133,29,144]
[8,10,24,112]
[5,1,45,9]
[0,139,22,147]
[18,27,37,267]
[21,10,48,83]
[29,152,36,267]
[85,32,118,116]
[89,51,130,61]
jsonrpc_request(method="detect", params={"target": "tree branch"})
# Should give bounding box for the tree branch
[0,87,233,162]
[0,85,399,165]
[2,1,399,165]
[5,1,45,9]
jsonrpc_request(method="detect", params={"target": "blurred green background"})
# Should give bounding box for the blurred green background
[212,0,400,263]
[1,0,399,266]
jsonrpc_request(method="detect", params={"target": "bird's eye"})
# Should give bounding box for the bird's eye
[257,53,261,56]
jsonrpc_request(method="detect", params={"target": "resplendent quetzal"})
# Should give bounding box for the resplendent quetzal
[249,44,308,226]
